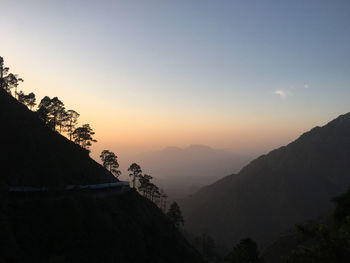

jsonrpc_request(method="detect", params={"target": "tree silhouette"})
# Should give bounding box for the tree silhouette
[0,56,23,95]
[194,233,219,262]
[72,124,97,151]
[16,91,36,110]
[100,150,121,178]
[50,97,66,132]
[65,110,80,140]
[16,90,26,103]
[224,238,263,263]
[148,182,160,202]
[25,92,36,110]
[159,189,168,212]
[37,96,66,131]
[37,96,53,127]
[284,188,350,262]
[128,163,142,188]
[138,174,153,196]
[137,174,164,205]
[167,202,184,228]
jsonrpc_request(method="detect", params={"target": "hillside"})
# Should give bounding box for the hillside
[180,113,350,249]
[0,88,115,187]
[1,190,204,263]
[0,89,204,263]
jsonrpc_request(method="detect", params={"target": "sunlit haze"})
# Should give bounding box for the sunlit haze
[2,0,350,163]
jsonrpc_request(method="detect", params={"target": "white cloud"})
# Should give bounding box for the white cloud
[304,84,309,89]
[274,89,291,99]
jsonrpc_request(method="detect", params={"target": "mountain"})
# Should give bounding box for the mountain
[0,88,204,263]
[180,113,350,249]
[129,144,252,200]
[0,88,115,187]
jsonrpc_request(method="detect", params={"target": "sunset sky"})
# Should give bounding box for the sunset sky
[1,0,350,161]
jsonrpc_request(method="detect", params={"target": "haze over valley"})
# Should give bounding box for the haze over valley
[117,144,253,200]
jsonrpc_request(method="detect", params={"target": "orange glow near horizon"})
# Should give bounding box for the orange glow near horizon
[1,40,344,164]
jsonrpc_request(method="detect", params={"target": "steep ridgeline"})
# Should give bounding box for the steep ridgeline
[180,113,350,249]
[0,89,204,263]
[0,88,115,187]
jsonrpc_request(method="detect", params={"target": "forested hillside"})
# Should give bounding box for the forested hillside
[0,88,114,187]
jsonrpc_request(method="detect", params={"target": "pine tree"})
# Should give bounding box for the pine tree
[166,202,184,228]
[100,150,121,179]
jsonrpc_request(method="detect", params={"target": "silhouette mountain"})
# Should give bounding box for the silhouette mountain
[0,88,116,187]
[0,89,204,263]
[180,113,350,248]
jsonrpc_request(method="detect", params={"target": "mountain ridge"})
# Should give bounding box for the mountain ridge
[180,112,350,249]
[0,88,116,187]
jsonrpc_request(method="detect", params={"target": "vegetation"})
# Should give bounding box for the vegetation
[65,109,80,140]
[100,150,121,178]
[0,56,23,95]
[1,56,98,153]
[0,81,115,186]
[157,188,168,212]
[225,238,263,263]
[72,124,97,151]
[37,96,66,131]
[193,233,221,263]
[126,163,168,211]
[167,202,184,228]
[16,91,36,109]
[128,163,142,188]
[283,187,350,263]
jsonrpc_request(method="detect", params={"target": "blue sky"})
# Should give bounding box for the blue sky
[1,0,350,156]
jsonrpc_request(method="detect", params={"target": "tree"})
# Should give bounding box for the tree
[50,97,66,132]
[148,183,160,202]
[0,56,23,95]
[128,163,142,188]
[37,96,53,127]
[100,150,121,178]
[159,189,168,212]
[65,110,80,140]
[285,188,350,263]
[194,233,220,262]
[224,238,263,263]
[25,92,36,110]
[137,174,163,205]
[72,124,97,151]
[37,96,66,131]
[16,90,26,103]
[166,202,184,228]
[138,174,153,196]
[16,91,36,110]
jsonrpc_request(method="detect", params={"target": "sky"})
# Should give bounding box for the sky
[1,0,350,161]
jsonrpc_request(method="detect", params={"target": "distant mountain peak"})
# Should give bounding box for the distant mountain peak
[186,144,214,151]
